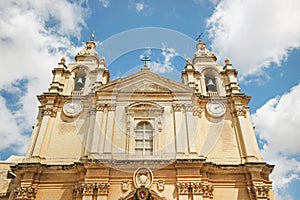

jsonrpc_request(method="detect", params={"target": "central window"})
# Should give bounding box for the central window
[135,121,153,156]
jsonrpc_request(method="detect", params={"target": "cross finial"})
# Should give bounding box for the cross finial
[141,55,151,66]
[196,33,203,42]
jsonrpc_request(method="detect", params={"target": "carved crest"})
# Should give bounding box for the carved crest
[135,186,151,200]
[133,168,153,188]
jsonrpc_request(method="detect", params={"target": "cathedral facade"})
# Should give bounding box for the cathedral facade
[4,39,275,199]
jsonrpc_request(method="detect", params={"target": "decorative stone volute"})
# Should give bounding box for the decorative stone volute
[14,186,37,200]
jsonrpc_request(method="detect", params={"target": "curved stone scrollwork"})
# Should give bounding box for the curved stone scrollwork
[14,186,37,200]
[42,108,57,118]
[247,185,270,199]
[192,107,203,118]
[172,104,182,112]
[185,104,193,112]
[231,107,247,118]
[73,182,110,198]
[177,182,214,198]
[96,104,116,112]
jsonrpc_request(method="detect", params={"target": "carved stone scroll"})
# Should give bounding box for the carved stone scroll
[14,186,37,200]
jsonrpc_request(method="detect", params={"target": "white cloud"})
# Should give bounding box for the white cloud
[0,0,87,157]
[135,2,144,12]
[140,45,178,74]
[0,96,30,157]
[206,0,300,78]
[252,83,300,199]
[128,1,151,14]
[99,0,110,8]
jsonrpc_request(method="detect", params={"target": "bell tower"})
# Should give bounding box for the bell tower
[182,40,263,163]
[48,40,109,96]
[26,39,110,162]
[182,41,241,96]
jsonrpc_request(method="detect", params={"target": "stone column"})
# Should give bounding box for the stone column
[89,105,105,155]
[172,104,188,155]
[84,109,96,156]
[185,105,197,154]
[103,105,116,154]
[31,109,56,157]
[232,106,263,162]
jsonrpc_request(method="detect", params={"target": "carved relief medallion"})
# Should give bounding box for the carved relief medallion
[133,168,153,188]
[63,100,83,117]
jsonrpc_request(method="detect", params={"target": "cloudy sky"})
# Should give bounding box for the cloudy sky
[0,0,300,199]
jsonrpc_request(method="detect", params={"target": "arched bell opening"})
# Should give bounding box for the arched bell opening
[72,66,89,96]
[74,70,86,91]
[202,68,221,96]
[205,77,217,92]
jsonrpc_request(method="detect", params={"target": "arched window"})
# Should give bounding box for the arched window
[135,121,153,156]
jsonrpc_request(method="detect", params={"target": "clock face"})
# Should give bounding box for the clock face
[206,101,226,117]
[63,101,83,117]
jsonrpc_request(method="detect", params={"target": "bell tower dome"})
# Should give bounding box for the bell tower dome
[48,39,110,97]
[182,41,241,97]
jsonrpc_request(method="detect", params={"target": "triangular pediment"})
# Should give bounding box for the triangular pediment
[96,68,193,94]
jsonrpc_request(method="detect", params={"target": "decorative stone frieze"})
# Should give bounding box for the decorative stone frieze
[14,186,37,200]
[73,182,110,197]
[95,182,110,195]
[176,182,191,194]
[96,104,116,112]
[82,183,94,196]
[247,184,270,199]
[176,182,213,197]
[96,104,105,111]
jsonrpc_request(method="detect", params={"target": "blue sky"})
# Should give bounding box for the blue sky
[0,0,300,199]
